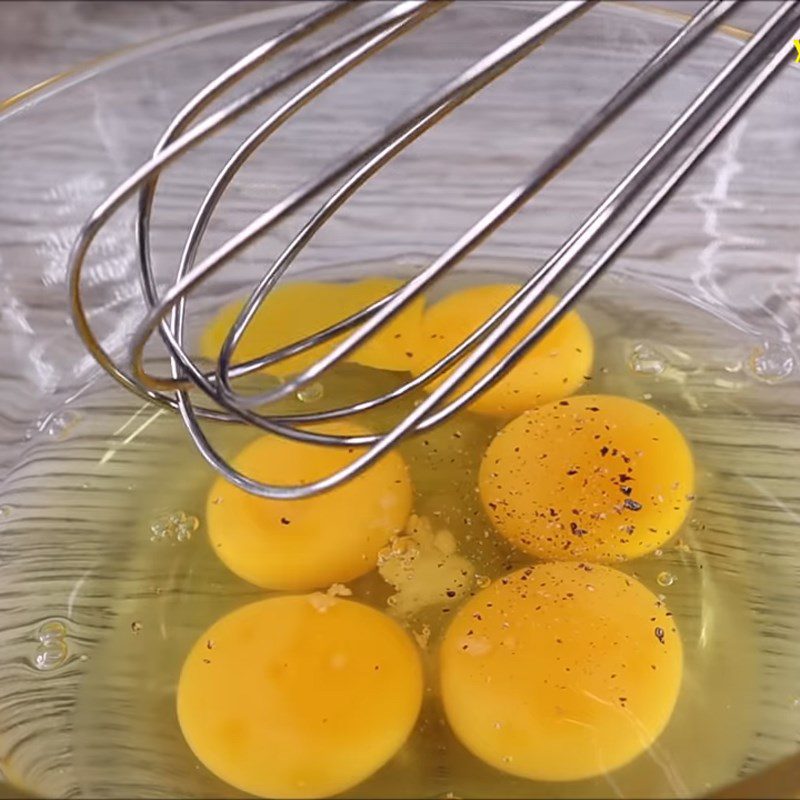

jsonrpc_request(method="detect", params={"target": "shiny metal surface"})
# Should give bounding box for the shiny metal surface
[64,0,800,500]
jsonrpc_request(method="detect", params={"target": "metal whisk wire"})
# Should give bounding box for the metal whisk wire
[68,0,800,499]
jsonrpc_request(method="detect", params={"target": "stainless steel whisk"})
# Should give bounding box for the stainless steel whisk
[68,0,800,500]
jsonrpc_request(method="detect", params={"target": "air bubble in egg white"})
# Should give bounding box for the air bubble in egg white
[38,620,67,643]
[34,640,68,671]
[627,343,667,375]
[746,341,795,384]
[46,410,82,440]
[657,571,676,588]
[149,510,199,542]
[296,381,324,403]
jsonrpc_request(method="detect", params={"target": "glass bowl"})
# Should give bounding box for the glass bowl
[0,2,798,798]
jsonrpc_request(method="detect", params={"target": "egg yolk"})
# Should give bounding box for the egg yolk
[410,285,593,417]
[177,595,423,799]
[206,422,412,590]
[199,277,423,375]
[439,562,683,782]
[479,394,694,562]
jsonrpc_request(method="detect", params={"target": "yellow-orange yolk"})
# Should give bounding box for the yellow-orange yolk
[177,595,423,799]
[199,278,424,376]
[206,422,412,590]
[439,562,683,782]
[479,394,694,562]
[410,285,593,417]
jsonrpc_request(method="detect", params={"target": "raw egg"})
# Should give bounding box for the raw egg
[206,422,412,590]
[439,562,683,781]
[410,285,593,417]
[199,278,423,375]
[479,394,694,561]
[178,595,423,798]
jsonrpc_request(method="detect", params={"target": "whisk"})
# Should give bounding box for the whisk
[68,0,800,500]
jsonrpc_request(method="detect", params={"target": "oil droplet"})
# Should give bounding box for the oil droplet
[34,640,68,671]
[746,342,795,384]
[296,381,324,403]
[627,343,666,375]
[149,510,200,542]
[657,571,676,588]
[46,410,82,440]
[653,548,663,559]
[38,620,67,643]
[131,621,143,634]
[0,504,13,518]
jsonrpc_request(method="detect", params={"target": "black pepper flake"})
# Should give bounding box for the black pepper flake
[623,498,642,511]
[446,590,456,598]
[570,521,588,537]
[600,446,609,456]
[655,627,666,644]
[280,517,291,525]
[620,485,632,496]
